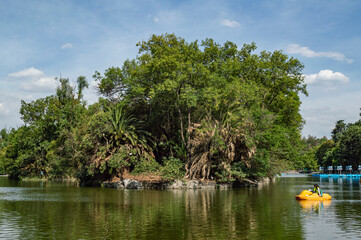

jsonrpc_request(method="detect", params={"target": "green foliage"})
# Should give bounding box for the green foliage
[107,147,158,176]
[160,157,185,181]
[294,135,329,171]
[0,129,8,174]
[215,161,248,182]
[94,67,125,101]
[132,157,159,174]
[1,34,311,183]
[107,102,152,151]
[306,120,361,171]
[337,124,361,168]
[315,140,335,167]
[107,149,133,174]
[300,148,319,171]
[76,76,89,101]
[331,120,347,143]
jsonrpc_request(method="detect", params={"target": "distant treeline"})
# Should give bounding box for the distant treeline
[1,33,355,184]
[305,119,361,171]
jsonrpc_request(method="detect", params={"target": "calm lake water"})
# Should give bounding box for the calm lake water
[0,175,361,240]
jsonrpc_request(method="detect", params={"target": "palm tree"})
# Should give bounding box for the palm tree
[105,102,154,178]
[185,116,254,181]
[107,103,152,151]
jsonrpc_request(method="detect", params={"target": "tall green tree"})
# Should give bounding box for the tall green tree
[337,124,361,169]
[76,76,89,102]
[1,34,309,182]
[95,34,307,180]
[331,120,347,143]
[315,140,335,167]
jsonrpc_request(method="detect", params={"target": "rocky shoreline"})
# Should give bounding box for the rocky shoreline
[102,177,275,190]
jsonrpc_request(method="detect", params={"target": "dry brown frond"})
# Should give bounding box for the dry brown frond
[185,119,255,180]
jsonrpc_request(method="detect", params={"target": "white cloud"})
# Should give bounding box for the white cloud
[286,44,353,63]
[151,10,182,25]
[221,19,240,28]
[21,77,57,92]
[301,90,361,138]
[304,70,349,85]
[61,43,72,49]
[301,106,346,137]
[8,67,44,78]
[8,67,57,92]
[0,103,9,116]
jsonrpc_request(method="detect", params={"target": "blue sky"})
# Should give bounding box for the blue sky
[1,0,361,137]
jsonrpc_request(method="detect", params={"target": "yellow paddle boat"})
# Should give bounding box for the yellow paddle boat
[295,190,332,200]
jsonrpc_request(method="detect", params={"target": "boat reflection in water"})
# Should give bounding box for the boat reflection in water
[297,200,332,214]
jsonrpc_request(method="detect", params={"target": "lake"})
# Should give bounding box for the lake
[0,175,361,239]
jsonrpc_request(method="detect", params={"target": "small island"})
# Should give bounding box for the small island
[0,34,360,188]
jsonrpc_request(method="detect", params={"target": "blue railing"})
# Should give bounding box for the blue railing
[313,165,361,178]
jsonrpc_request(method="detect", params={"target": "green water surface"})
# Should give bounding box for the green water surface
[0,176,360,239]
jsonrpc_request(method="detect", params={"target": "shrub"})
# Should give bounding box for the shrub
[160,157,185,181]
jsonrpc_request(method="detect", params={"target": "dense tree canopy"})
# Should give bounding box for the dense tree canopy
[0,34,312,183]
[94,34,308,179]
[311,120,361,172]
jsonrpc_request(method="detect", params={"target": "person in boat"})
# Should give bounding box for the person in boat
[313,184,323,197]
